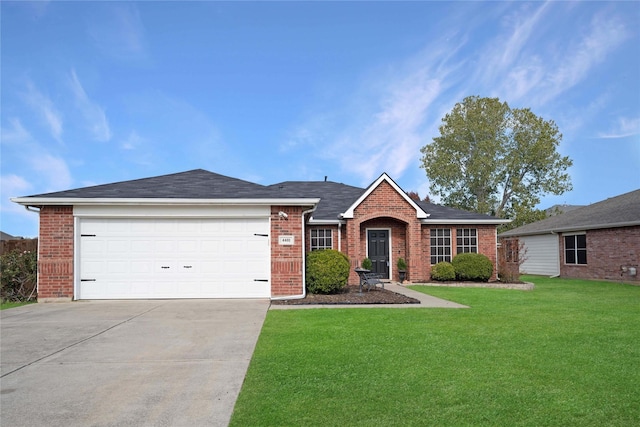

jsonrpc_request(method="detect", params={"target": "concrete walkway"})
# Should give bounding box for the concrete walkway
[269,282,468,310]
[1,299,269,427]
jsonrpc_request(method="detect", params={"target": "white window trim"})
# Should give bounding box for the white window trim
[310,228,333,251]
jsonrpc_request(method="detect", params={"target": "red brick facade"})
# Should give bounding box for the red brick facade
[34,180,501,300]
[308,180,500,285]
[270,205,306,296]
[37,206,74,301]
[559,226,640,282]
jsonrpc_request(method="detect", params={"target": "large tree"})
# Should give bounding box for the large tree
[420,96,572,227]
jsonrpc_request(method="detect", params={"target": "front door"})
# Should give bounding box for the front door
[367,230,389,279]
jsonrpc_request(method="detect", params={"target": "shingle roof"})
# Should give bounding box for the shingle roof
[16,168,504,223]
[22,169,278,199]
[417,201,502,221]
[500,189,640,237]
[267,181,364,220]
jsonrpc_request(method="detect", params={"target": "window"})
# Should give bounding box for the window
[456,228,478,254]
[430,228,451,264]
[310,229,332,251]
[565,234,587,265]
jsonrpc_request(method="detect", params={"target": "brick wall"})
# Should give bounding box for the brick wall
[345,181,421,284]
[560,226,640,282]
[421,224,498,281]
[38,206,74,301]
[270,206,306,296]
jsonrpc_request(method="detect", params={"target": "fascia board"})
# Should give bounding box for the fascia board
[10,197,321,206]
[422,219,510,225]
[306,218,345,225]
[499,220,640,237]
[341,173,429,219]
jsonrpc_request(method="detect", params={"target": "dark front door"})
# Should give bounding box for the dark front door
[367,230,389,279]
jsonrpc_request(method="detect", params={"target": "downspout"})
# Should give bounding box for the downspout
[495,227,499,281]
[270,206,316,300]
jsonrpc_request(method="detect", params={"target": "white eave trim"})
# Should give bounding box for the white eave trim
[499,220,640,237]
[10,197,321,206]
[306,217,345,225]
[340,173,429,219]
[422,219,510,225]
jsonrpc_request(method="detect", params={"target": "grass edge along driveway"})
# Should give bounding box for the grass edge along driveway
[231,276,639,427]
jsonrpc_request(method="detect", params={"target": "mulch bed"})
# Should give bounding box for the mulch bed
[270,285,420,305]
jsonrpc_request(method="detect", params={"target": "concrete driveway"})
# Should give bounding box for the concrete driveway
[1,299,269,427]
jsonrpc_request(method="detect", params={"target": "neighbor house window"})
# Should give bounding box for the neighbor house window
[310,229,333,251]
[430,228,451,264]
[456,228,478,254]
[564,233,587,265]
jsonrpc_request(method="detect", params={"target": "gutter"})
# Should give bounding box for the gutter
[270,206,317,301]
[10,197,321,206]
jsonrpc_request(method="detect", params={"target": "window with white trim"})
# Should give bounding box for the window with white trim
[430,228,451,264]
[456,228,478,254]
[564,234,587,265]
[310,229,333,251]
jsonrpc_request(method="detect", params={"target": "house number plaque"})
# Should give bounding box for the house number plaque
[278,235,295,245]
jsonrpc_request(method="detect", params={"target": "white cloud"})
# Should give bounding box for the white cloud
[22,81,63,141]
[27,153,73,192]
[1,118,32,144]
[120,130,145,150]
[87,3,148,61]
[68,69,112,142]
[2,118,73,192]
[538,13,630,105]
[598,117,640,139]
[1,174,32,201]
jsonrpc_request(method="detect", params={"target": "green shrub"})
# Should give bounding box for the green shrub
[306,250,351,294]
[1,249,38,302]
[452,252,493,282]
[430,261,455,281]
[396,257,407,271]
[361,258,372,270]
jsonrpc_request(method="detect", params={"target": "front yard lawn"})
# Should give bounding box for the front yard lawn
[230,277,639,426]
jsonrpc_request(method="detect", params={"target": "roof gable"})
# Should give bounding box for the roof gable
[341,173,428,219]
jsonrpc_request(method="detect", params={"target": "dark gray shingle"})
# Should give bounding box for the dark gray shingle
[500,189,640,236]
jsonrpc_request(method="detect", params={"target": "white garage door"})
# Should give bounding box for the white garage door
[520,234,560,276]
[78,218,270,299]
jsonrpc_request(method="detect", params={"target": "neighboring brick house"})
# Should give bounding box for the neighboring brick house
[500,189,640,282]
[12,169,506,302]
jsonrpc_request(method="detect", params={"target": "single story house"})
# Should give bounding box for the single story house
[499,189,640,282]
[12,169,507,302]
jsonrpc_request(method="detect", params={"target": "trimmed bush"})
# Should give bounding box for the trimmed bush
[452,253,493,282]
[306,250,351,294]
[361,258,372,270]
[430,261,456,281]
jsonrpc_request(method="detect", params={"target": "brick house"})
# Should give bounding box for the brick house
[500,189,640,282]
[12,169,506,302]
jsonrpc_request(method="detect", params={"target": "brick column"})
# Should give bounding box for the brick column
[38,206,74,302]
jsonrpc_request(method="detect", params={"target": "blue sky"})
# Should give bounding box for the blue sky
[2,1,639,237]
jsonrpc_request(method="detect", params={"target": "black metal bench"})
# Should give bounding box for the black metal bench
[355,268,385,292]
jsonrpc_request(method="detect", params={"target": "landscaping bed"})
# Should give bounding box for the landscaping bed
[270,285,420,305]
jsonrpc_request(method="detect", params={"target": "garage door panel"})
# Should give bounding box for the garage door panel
[79,218,270,299]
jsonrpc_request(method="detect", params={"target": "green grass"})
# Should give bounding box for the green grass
[230,276,640,426]
[0,300,34,310]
